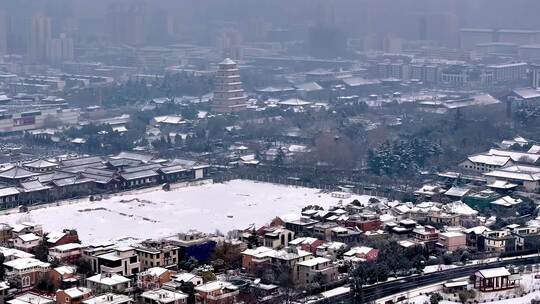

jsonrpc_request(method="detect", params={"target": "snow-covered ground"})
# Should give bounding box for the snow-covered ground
[0,180,376,245]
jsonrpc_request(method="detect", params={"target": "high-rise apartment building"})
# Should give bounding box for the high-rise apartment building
[28,13,52,62]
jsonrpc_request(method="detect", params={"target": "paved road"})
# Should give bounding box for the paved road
[333,255,540,303]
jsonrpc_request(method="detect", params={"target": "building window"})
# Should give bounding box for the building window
[22,276,30,287]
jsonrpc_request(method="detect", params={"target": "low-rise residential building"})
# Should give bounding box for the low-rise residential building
[0,281,9,304]
[10,223,43,238]
[134,241,180,271]
[460,154,513,172]
[285,217,319,236]
[343,246,379,262]
[4,258,50,291]
[241,246,313,278]
[330,227,361,243]
[512,226,540,251]
[49,243,83,263]
[166,231,216,263]
[45,229,80,247]
[141,289,188,304]
[263,227,294,248]
[296,257,338,287]
[315,242,347,259]
[86,273,132,294]
[194,281,239,304]
[411,226,439,247]
[289,237,324,254]
[312,223,339,241]
[0,246,35,261]
[437,231,466,252]
[92,247,140,276]
[481,230,516,253]
[50,266,79,290]
[13,233,41,252]
[56,287,93,304]
[464,226,491,249]
[82,293,133,304]
[137,267,171,290]
[173,273,203,287]
[8,292,54,304]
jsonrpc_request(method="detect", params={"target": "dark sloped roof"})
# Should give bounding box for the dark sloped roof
[120,170,159,181]
[23,159,58,169]
[0,166,39,180]
[20,180,51,192]
[61,156,104,167]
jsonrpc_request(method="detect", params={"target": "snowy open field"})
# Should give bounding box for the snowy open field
[0,180,372,245]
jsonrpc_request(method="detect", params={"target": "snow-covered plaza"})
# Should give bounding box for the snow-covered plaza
[0,180,371,245]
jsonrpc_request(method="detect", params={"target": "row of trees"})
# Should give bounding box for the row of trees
[368,138,442,176]
[66,72,214,107]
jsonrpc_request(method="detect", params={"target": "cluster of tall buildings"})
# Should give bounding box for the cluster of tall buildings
[0,11,73,64]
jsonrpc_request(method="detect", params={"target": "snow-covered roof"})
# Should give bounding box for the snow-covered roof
[297,257,330,267]
[0,166,38,179]
[141,289,187,303]
[394,204,411,214]
[112,152,154,163]
[71,138,86,144]
[142,267,168,277]
[399,240,416,248]
[18,233,40,242]
[379,214,396,222]
[444,186,472,198]
[46,231,66,243]
[51,243,82,252]
[476,267,510,278]
[20,180,50,192]
[488,148,540,163]
[491,196,523,207]
[484,165,540,181]
[464,226,491,235]
[414,185,443,196]
[443,201,478,216]
[529,145,540,154]
[344,246,375,256]
[8,293,54,304]
[82,293,133,304]
[0,246,34,260]
[342,77,381,87]
[294,82,323,92]
[289,237,320,246]
[0,187,19,197]
[23,159,58,168]
[467,154,512,166]
[112,126,128,133]
[278,98,312,106]
[512,87,540,100]
[64,287,92,298]
[321,286,350,299]
[54,266,76,276]
[153,115,185,125]
[87,274,130,286]
[220,58,236,65]
[486,180,518,189]
[174,272,201,283]
[195,280,237,293]
[440,231,465,238]
[4,257,50,270]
